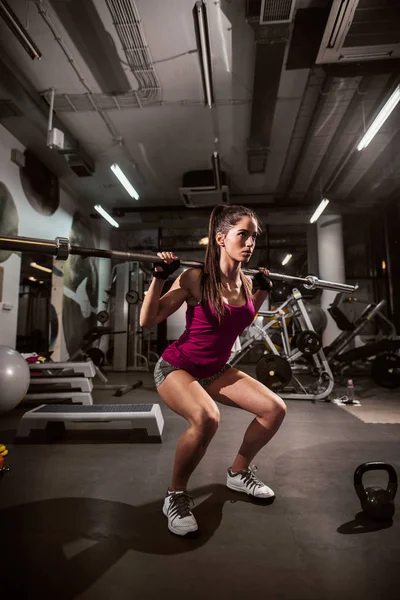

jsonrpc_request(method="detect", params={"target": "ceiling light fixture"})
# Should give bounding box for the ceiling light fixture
[194,1,214,108]
[28,276,37,282]
[94,205,120,228]
[110,163,139,200]
[281,254,292,266]
[0,0,42,60]
[199,236,209,245]
[310,198,329,224]
[30,262,52,274]
[357,84,400,151]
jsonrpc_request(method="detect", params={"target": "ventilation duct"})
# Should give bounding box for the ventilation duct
[260,0,295,25]
[179,169,230,209]
[316,0,400,64]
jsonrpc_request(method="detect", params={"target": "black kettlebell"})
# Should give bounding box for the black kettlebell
[354,462,397,521]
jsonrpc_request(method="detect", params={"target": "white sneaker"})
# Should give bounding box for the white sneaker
[163,490,198,536]
[227,465,275,499]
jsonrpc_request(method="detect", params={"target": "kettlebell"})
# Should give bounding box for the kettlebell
[354,462,398,521]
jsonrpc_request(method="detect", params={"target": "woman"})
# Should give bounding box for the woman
[140,205,287,536]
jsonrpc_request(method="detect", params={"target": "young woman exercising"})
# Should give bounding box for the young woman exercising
[140,205,287,536]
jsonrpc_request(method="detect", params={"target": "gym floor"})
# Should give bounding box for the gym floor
[1,366,400,600]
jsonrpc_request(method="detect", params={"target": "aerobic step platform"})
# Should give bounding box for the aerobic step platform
[17,403,164,442]
[28,377,93,393]
[29,362,96,378]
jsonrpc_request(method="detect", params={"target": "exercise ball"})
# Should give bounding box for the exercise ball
[0,346,30,415]
[305,304,328,333]
[269,283,292,304]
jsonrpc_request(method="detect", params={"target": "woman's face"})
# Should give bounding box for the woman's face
[217,216,258,263]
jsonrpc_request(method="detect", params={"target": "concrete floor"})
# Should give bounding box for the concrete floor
[1,366,400,600]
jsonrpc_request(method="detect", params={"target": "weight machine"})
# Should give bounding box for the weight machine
[231,289,334,401]
[325,292,400,388]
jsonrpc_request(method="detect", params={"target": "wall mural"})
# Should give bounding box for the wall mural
[62,212,99,357]
[19,150,60,216]
[0,182,19,263]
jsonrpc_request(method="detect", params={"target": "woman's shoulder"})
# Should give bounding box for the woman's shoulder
[180,267,202,301]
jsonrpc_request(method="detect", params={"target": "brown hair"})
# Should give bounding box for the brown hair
[202,205,261,319]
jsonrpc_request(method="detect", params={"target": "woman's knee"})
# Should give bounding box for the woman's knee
[261,392,287,423]
[192,406,220,435]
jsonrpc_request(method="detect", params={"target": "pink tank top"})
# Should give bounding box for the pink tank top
[162,296,255,378]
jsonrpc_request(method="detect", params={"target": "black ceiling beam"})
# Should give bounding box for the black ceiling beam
[248,28,287,174]
[303,76,371,201]
[324,74,400,195]
[284,74,332,198]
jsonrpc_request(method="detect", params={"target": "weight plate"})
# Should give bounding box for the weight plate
[126,290,139,305]
[97,310,109,324]
[86,347,105,368]
[296,330,321,355]
[255,354,292,391]
[371,352,400,389]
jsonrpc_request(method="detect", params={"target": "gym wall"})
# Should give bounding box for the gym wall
[0,124,111,357]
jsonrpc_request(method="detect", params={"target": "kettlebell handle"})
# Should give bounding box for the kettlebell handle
[354,461,398,501]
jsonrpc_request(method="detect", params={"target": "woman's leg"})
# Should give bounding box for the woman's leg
[205,367,287,472]
[157,369,220,491]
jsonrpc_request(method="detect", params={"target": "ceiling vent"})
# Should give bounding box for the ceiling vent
[260,0,295,24]
[316,0,400,64]
[179,169,230,209]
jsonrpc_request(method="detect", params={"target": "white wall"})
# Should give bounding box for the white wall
[0,125,110,355]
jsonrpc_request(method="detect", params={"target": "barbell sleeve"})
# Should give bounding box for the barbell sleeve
[0,234,357,293]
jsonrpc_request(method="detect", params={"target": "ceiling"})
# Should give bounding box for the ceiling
[0,0,400,236]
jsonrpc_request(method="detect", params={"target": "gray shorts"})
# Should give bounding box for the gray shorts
[154,357,231,389]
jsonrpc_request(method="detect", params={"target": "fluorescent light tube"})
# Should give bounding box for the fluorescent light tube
[310,198,329,223]
[95,205,120,228]
[0,0,42,60]
[111,163,139,200]
[357,85,400,151]
[195,1,214,108]
[30,261,52,274]
[282,254,292,266]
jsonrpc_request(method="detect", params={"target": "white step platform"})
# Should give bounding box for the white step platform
[23,392,93,405]
[17,403,164,442]
[29,361,96,378]
[28,377,93,393]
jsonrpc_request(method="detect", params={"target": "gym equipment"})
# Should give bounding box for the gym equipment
[370,353,400,389]
[29,361,96,378]
[96,310,109,324]
[0,453,9,478]
[126,290,139,305]
[24,390,93,405]
[16,403,164,442]
[255,354,292,391]
[296,330,321,355]
[354,462,397,521]
[0,345,30,414]
[326,293,400,387]
[0,233,357,293]
[231,289,334,401]
[28,377,93,392]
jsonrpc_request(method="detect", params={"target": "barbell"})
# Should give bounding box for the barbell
[0,234,357,293]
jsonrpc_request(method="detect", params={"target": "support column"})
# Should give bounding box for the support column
[317,215,346,346]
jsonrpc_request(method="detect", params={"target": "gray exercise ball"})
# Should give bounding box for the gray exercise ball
[0,346,30,415]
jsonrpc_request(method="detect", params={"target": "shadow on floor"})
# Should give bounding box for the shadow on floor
[0,484,272,598]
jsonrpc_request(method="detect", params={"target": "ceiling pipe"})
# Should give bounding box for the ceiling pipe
[284,74,332,198]
[302,75,371,201]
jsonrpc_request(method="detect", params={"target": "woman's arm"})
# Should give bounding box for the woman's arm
[139,256,199,328]
[252,269,272,314]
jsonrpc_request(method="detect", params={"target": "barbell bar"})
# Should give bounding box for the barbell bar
[0,234,358,293]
